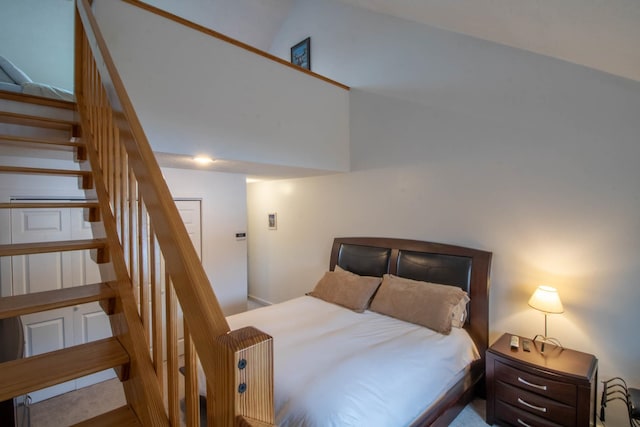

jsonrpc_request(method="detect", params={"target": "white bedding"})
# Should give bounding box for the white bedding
[199,296,479,427]
[0,55,74,102]
[21,82,75,102]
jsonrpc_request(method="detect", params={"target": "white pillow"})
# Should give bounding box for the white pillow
[0,56,33,85]
[451,294,470,328]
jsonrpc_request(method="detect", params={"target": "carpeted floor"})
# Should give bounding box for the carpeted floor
[21,377,487,426]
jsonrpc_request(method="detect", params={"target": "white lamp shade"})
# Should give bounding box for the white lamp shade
[528,285,564,314]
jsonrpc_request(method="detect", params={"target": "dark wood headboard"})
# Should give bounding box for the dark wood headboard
[329,237,492,358]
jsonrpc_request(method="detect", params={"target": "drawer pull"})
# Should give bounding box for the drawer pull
[518,376,548,391]
[518,397,547,413]
[517,419,532,427]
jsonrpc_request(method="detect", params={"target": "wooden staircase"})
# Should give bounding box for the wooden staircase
[0,1,275,425]
[0,97,148,425]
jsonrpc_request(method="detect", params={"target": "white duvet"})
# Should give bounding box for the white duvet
[199,296,479,427]
[21,82,75,102]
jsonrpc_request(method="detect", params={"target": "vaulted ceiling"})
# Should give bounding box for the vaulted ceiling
[335,0,640,82]
[225,0,639,83]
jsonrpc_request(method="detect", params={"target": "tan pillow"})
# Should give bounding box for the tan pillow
[308,266,382,312]
[369,274,468,334]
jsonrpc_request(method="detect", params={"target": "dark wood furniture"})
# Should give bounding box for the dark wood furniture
[189,237,492,426]
[486,333,598,427]
[0,317,24,427]
[329,237,492,426]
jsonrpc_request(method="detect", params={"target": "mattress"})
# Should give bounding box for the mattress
[199,296,479,427]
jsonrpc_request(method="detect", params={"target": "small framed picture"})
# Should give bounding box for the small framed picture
[268,212,277,230]
[290,37,311,70]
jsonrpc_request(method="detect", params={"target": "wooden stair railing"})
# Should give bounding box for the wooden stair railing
[74,0,275,425]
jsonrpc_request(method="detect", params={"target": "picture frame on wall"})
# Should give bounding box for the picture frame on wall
[290,37,311,70]
[268,212,277,230]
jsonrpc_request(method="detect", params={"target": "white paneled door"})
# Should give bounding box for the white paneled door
[10,202,114,403]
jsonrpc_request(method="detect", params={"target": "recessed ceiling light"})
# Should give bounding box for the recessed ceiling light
[193,156,214,165]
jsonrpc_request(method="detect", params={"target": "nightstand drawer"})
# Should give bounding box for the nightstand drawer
[495,400,564,427]
[495,360,577,405]
[486,334,597,427]
[496,381,576,426]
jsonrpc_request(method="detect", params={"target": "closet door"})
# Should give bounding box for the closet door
[70,207,116,389]
[11,205,76,402]
[22,308,76,401]
[10,203,114,401]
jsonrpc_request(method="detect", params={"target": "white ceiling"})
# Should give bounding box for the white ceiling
[334,0,640,82]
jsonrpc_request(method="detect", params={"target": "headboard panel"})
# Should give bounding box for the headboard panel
[330,237,492,358]
[396,250,472,293]
[336,244,391,277]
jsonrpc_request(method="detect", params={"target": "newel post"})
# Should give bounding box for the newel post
[212,327,274,427]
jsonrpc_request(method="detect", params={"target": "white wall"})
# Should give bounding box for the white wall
[0,150,248,314]
[0,0,74,91]
[161,167,248,315]
[92,0,349,174]
[248,0,640,408]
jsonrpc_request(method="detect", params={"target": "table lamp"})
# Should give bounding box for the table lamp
[528,285,564,352]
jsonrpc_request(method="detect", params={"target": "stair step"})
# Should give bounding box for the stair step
[0,111,78,132]
[0,90,76,110]
[0,337,129,402]
[0,165,89,177]
[0,166,93,188]
[0,201,100,221]
[0,134,86,159]
[71,405,142,427]
[0,282,116,320]
[0,238,108,261]
[0,134,83,148]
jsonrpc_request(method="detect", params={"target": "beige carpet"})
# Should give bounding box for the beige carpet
[25,378,126,426]
[22,376,486,426]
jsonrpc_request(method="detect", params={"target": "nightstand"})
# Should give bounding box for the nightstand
[486,333,598,427]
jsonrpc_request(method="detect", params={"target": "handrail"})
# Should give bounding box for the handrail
[122,0,350,91]
[75,1,274,425]
[75,0,230,333]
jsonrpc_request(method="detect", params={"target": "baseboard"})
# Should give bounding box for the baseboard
[248,294,273,306]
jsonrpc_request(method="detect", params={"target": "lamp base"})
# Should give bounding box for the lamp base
[532,334,563,353]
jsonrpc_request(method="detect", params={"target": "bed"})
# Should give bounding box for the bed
[199,237,492,426]
[0,55,74,102]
